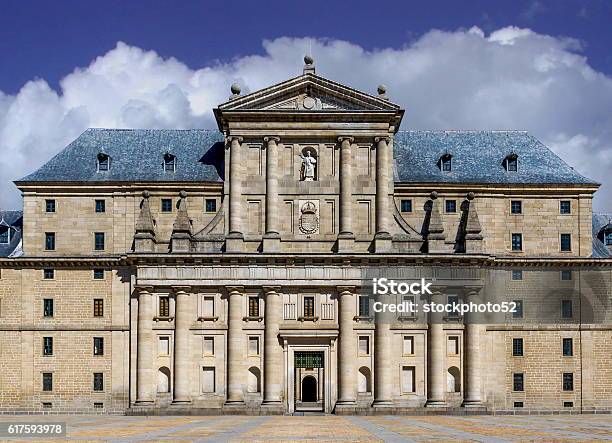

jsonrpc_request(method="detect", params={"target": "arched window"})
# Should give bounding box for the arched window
[164,152,176,173]
[97,153,110,172]
[158,367,170,393]
[247,367,261,393]
[439,153,452,172]
[357,367,372,393]
[447,366,461,393]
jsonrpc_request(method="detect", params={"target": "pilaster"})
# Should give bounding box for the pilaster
[263,136,281,252]
[172,286,192,404]
[336,286,357,408]
[135,286,155,405]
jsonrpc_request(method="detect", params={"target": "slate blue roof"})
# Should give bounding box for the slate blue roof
[0,210,23,257]
[18,129,596,187]
[393,131,597,185]
[17,129,225,183]
[592,213,612,258]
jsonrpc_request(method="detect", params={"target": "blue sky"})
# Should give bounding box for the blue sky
[1,0,612,210]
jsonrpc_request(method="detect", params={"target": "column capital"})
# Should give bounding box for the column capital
[337,136,354,144]
[262,285,281,294]
[226,135,243,143]
[134,285,154,296]
[263,136,280,145]
[374,136,391,144]
[336,286,355,295]
[172,285,191,295]
[226,285,244,294]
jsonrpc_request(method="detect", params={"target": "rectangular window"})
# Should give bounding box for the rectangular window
[42,373,53,391]
[403,336,414,355]
[511,233,522,251]
[43,269,54,279]
[43,299,54,318]
[203,337,214,355]
[93,269,104,279]
[514,401,524,408]
[94,402,103,409]
[562,300,573,319]
[510,200,522,214]
[442,157,452,171]
[0,227,9,244]
[202,367,215,393]
[563,373,574,391]
[303,296,315,318]
[564,401,574,408]
[402,295,416,316]
[507,158,518,172]
[95,199,106,213]
[445,200,457,213]
[248,336,259,355]
[45,232,55,251]
[563,338,573,356]
[447,295,459,317]
[93,337,104,356]
[447,336,459,354]
[202,296,214,317]
[513,373,524,391]
[45,199,56,213]
[248,296,260,317]
[400,199,412,213]
[512,338,524,356]
[513,300,524,318]
[94,232,105,251]
[158,336,170,355]
[205,199,216,213]
[561,270,572,281]
[98,157,109,171]
[511,270,523,280]
[358,296,370,317]
[560,200,571,214]
[93,299,104,317]
[560,234,572,252]
[159,296,170,317]
[402,366,415,393]
[43,337,53,356]
[358,336,370,355]
[161,199,173,212]
[93,372,104,391]
[606,231,612,246]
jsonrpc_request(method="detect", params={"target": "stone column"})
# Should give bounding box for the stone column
[262,286,283,407]
[172,286,192,404]
[227,136,244,251]
[225,286,244,405]
[463,290,483,407]
[337,287,356,406]
[338,136,354,251]
[263,136,281,251]
[426,291,447,407]
[135,286,155,404]
[373,313,393,407]
[375,136,391,236]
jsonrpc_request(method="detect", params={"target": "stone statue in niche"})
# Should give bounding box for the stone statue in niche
[298,148,317,181]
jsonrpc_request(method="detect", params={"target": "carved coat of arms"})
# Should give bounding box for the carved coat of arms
[299,201,319,235]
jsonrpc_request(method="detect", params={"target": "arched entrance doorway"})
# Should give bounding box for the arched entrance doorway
[302,376,317,402]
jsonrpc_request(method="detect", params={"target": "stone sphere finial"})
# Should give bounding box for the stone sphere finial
[430,191,439,200]
[179,190,188,199]
[466,191,475,201]
[142,190,150,199]
[304,54,314,65]
[230,83,241,95]
[377,84,387,95]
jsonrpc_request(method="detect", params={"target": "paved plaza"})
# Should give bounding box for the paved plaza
[0,414,611,442]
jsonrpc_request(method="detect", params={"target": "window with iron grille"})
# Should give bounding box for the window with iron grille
[93,337,104,356]
[512,338,523,356]
[43,337,53,356]
[510,200,522,214]
[45,232,55,250]
[248,296,259,317]
[95,200,106,213]
[513,373,524,391]
[159,296,170,317]
[562,338,573,356]
[94,232,105,251]
[400,199,412,213]
[45,199,56,213]
[562,300,573,319]
[358,296,370,317]
[563,373,574,391]
[93,373,104,391]
[42,373,53,391]
[303,296,315,318]
[93,299,104,317]
[43,299,54,318]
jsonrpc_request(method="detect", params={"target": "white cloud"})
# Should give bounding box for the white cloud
[1,28,611,211]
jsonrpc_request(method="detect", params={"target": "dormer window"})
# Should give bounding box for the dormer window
[97,153,110,172]
[0,226,10,244]
[504,153,518,172]
[439,154,452,172]
[163,153,176,173]
[606,231,612,246]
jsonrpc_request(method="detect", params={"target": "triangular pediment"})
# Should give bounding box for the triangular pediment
[217,74,400,112]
